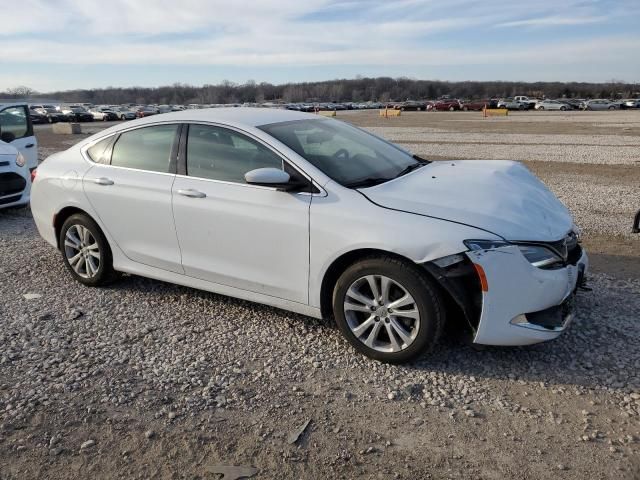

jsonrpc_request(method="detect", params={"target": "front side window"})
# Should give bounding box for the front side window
[259,119,421,187]
[186,124,283,183]
[0,106,29,142]
[111,124,178,173]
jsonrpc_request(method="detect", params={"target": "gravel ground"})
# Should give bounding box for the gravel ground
[1,112,639,479]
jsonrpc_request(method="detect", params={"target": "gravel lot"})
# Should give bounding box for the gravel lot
[1,111,639,479]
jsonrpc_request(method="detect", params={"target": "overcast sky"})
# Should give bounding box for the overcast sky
[1,0,639,92]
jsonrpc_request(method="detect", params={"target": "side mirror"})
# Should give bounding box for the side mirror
[245,168,306,192]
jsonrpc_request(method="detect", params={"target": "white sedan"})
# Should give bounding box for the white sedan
[534,100,570,111]
[31,108,588,363]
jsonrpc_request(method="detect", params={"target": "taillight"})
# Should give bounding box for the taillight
[31,169,37,183]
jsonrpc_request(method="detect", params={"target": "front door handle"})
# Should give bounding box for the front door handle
[177,188,206,198]
[93,177,114,186]
[25,143,35,148]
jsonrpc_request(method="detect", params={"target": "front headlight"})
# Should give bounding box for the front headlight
[464,239,510,251]
[517,244,563,268]
[464,239,564,268]
[15,152,26,167]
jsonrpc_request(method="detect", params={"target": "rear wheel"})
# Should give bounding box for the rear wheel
[332,256,444,363]
[560,106,566,111]
[59,214,118,286]
[608,106,616,110]
[538,106,544,110]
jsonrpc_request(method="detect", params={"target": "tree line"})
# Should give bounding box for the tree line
[2,78,638,105]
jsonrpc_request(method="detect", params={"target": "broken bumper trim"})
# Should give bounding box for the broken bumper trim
[467,245,589,346]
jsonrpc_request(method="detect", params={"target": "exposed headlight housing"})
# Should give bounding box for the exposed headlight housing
[464,239,564,269]
[15,152,26,167]
[516,244,563,268]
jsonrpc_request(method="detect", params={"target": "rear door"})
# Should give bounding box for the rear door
[82,123,184,273]
[0,105,37,170]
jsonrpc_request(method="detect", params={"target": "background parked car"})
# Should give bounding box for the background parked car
[136,106,159,118]
[434,99,461,111]
[580,99,618,111]
[61,105,94,122]
[619,99,640,109]
[534,100,569,111]
[514,96,538,109]
[497,98,528,110]
[111,106,137,120]
[460,99,490,111]
[90,107,118,121]
[30,105,68,123]
[393,101,431,111]
[29,110,48,124]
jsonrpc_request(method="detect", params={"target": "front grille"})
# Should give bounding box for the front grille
[545,231,580,265]
[0,172,26,196]
[0,194,22,205]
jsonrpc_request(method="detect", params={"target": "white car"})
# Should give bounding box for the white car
[534,100,569,111]
[580,99,618,111]
[31,108,588,363]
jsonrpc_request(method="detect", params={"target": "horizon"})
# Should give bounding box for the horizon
[2,0,639,92]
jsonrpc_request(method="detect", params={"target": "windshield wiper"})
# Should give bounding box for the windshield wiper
[394,160,428,179]
[345,177,390,189]
[412,154,431,163]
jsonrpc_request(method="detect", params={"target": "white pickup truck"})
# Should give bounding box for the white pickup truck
[514,96,538,109]
[0,103,38,208]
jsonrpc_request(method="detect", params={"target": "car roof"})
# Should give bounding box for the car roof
[78,107,323,148]
[131,107,314,127]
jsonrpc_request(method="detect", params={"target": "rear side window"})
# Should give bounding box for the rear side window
[86,137,113,164]
[186,124,283,183]
[0,106,30,142]
[111,124,178,173]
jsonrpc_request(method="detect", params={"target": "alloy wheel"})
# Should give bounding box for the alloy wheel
[343,275,420,353]
[64,224,101,279]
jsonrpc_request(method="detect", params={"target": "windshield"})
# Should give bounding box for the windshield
[259,119,425,187]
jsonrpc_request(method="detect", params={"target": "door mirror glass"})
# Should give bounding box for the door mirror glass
[245,168,291,188]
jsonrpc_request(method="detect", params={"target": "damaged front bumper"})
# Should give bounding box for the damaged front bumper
[466,245,588,346]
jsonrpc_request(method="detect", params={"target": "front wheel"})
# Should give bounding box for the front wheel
[332,256,444,363]
[538,106,544,110]
[59,214,118,286]
[560,106,566,111]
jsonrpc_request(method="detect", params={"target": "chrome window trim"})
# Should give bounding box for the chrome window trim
[80,120,327,197]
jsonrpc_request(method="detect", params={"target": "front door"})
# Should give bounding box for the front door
[172,123,311,303]
[0,105,37,170]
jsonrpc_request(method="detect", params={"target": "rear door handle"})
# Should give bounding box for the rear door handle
[177,188,206,198]
[93,177,114,186]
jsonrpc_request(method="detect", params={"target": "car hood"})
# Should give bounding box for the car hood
[360,160,573,241]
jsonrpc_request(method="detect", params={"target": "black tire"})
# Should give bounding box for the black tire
[560,106,566,111]
[449,106,454,111]
[608,106,616,110]
[538,106,544,110]
[462,106,468,111]
[332,256,445,363]
[59,213,118,287]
